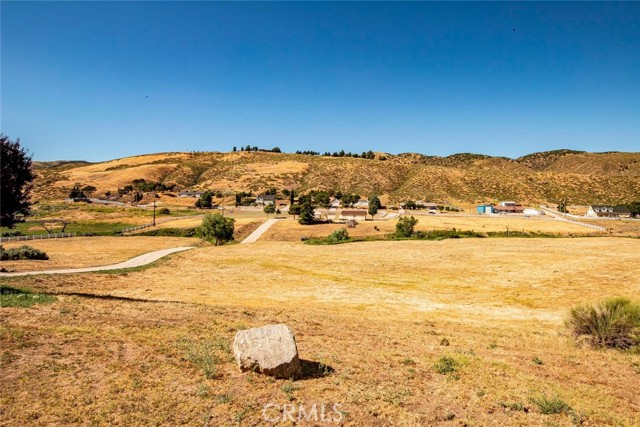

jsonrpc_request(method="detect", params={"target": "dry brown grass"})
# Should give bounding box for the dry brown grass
[262,215,599,241]
[1,238,639,426]
[0,236,202,272]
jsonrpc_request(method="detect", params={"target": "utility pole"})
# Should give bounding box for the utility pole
[153,195,157,226]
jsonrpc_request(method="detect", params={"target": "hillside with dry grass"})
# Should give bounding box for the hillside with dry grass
[33,150,640,204]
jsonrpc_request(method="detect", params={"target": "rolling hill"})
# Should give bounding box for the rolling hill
[33,149,640,205]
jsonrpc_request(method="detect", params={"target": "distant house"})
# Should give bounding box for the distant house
[417,201,438,211]
[494,201,524,214]
[178,190,205,198]
[585,205,631,218]
[476,204,494,214]
[523,208,545,216]
[353,199,369,209]
[256,194,276,205]
[340,210,368,220]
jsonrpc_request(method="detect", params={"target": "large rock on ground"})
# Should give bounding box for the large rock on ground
[233,324,301,379]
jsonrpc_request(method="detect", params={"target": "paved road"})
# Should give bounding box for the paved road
[0,246,195,277]
[241,218,281,243]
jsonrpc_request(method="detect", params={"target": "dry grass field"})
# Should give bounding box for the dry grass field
[1,237,639,426]
[262,215,600,242]
[0,237,202,272]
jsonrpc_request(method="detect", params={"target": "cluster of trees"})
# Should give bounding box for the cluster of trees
[294,150,378,160]
[68,185,96,200]
[117,179,173,196]
[337,193,362,208]
[233,146,281,153]
[628,201,640,217]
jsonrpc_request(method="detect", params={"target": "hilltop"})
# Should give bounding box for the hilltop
[33,149,640,205]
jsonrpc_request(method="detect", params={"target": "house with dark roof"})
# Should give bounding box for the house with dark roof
[256,194,276,205]
[178,190,205,198]
[586,205,631,218]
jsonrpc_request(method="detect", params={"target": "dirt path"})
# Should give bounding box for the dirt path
[0,246,195,277]
[241,218,282,243]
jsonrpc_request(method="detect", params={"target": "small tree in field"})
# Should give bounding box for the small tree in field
[199,213,235,246]
[288,203,301,219]
[298,201,316,225]
[264,204,276,217]
[368,195,381,219]
[195,191,213,209]
[395,216,418,238]
[1,135,34,228]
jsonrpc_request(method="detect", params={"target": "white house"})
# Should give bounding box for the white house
[585,205,631,218]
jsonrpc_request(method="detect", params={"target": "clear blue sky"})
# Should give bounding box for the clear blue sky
[2,1,639,162]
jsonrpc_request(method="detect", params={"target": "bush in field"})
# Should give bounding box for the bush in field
[394,216,418,238]
[567,297,640,350]
[0,245,49,261]
[158,207,171,215]
[328,228,350,243]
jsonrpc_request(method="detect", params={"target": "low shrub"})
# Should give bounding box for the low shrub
[1,231,23,237]
[0,245,49,261]
[305,228,351,245]
[567,297,640,350]
[529,393,571,415]
[433,356,458,374]
[138,228,197,237]
[158,207,171,215]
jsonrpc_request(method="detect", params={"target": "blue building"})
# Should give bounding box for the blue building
[476,204,494,214]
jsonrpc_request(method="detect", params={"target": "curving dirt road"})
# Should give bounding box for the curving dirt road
[0,246,195,277]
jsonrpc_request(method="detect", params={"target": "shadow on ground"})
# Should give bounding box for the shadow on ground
[299,359,335,380]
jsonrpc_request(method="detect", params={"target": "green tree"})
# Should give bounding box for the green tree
[404,200,417,210]
[395,216,418,238]
[288,203,301,219]
[1,135,34,228]
[199,213,235,246]
[628,201,640,217]
[82,185,97,198]
[69,185,86,200]
[368,195,381,218]
[264,204,276,216]
[298,201,316,225]
[314,191,331,209]
[557,199,568,213]
[195,191,213,209]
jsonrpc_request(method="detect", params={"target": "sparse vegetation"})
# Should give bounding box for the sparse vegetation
[567,297,640,350]
[0,285,56,307]
[179,338,222,379]
[529,393,571,415]
[433,356,458,374]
